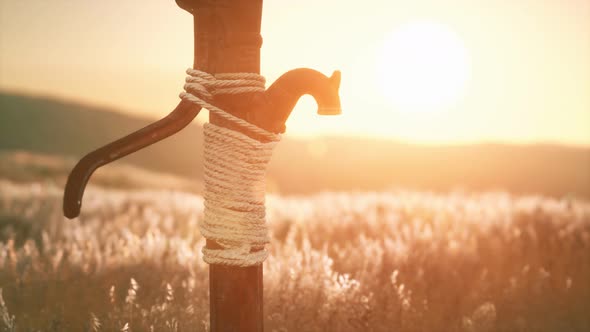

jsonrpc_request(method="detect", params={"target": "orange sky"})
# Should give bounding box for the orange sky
[1,0,589,145]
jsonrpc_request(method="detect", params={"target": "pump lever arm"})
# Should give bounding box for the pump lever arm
[63,100,201,219]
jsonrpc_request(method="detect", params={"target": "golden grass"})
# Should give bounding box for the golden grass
[0,180,589,331]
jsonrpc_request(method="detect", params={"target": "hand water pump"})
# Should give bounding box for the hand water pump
[63,1,341,330]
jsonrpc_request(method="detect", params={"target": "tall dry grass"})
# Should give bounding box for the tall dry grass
[0,180,589,331]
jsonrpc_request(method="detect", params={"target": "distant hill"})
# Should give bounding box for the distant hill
[0,92,203,179]
[0,150,201,193]
[1,92,589,198]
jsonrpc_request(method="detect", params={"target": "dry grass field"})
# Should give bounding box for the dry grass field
[1,180,589,331]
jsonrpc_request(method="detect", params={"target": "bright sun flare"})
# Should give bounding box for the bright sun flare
[377,21,471,113]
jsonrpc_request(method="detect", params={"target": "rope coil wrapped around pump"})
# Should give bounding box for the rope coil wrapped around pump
[180,68,280,266]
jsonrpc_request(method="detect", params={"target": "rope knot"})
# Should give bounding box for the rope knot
[180,68,279,141]
[183,68,266,103]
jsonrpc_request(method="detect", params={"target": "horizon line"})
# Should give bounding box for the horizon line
[2,87,589,149]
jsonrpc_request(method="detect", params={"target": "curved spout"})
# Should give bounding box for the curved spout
[63,100,201,219]
[262,68,341,133]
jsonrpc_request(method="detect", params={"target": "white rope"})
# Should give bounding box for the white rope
[180,68,280,141]
[180,68,280,266]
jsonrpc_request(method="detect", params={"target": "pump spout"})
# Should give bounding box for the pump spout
[261,68,342,133]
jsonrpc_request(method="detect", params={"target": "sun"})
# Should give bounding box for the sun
[376,21,471,113]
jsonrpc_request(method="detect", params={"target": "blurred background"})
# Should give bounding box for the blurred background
[1,0,589,197]
[1,1,590,331]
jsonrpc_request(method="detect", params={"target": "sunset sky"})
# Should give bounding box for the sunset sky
[1,0,589,145]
